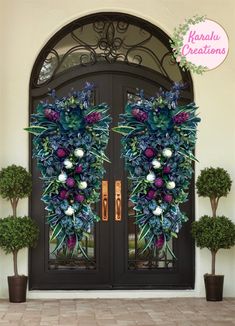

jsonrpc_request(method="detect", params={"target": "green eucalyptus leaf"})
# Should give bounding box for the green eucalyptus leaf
[138,224,150,241]
[51,233,66,254]
[24,126,47,135]
[112,125,135,136]
[50,224,63,241]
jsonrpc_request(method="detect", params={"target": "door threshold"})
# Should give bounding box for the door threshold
[27,289,198,299]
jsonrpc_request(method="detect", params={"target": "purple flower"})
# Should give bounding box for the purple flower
[56,148,67,158]
[75,165,83,174]
[146,189,156,200]
[59,189,69,199]
[67,235,76,250]
[66,177,76,188]
[144,147,155,158]
[173,112,189,125]
[163,166,171,174]
[85,112,102,124]
[154,177,164,188]
[75,194,85,203]
[44,108,60,122]
[163,194,173,203]
[132,108,148,122]
[156,235,164,249]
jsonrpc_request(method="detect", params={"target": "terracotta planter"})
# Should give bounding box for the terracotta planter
[8,275,28,303]
[204,274,224,301]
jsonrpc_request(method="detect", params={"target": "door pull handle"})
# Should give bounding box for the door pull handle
[102,180,108,221]
[115,180,122,222]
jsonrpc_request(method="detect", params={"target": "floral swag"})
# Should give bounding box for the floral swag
[26,82,200,258]
[26,83,111,255]
[113,84,200,256]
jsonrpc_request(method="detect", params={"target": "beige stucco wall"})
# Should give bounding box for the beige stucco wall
[0,0,235,298]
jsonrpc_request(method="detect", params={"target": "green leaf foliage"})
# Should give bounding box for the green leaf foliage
[24,126,47,136]
[112,125,135,136]
[192,215,235,252]
[196,167,232,198]
[0,165,32,200]
[0,216,39,254]
[50,224,62,241]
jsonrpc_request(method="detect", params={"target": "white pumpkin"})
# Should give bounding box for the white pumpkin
[146,172,156,182]
[162,148,173,158]
[78,181,88,189]
[74,148,84,158]
[65,206,75,216]
[153,206,163,216]
[58,173,67,183]
[151,159,161,169]
[63,159,73,169]
[166,181,176,189]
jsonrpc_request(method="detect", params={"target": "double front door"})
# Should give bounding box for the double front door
[30,66,194,290]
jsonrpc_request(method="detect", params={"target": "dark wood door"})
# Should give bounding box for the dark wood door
[29,65,194,290]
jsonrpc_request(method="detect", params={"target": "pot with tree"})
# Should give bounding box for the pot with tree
[0,165,39,302]
[192,167,235,301]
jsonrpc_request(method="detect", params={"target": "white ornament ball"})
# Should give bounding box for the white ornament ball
[58,173,67,183]
[65,206,75,216]
[74,148,84,158]
[63,159,73,169]
[153,206,163,216]
[166,181,176,189]
[152,159,161,169]
[78,181,88,189]
[146,172,156,183]
[162,148,172,158]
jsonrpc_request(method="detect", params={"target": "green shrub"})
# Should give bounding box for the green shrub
[192,215,235,252]
[196,167,232,218]
[0,216,39,253]
[0,165,32,217]
[0,216,39,276]
[196,167,232,199]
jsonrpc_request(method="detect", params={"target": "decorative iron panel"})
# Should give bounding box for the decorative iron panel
[34,16,182,87]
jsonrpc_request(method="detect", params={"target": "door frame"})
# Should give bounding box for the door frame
[29,11,195,290]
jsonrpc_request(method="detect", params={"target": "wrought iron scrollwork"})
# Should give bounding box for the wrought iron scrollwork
[35,18,179,87]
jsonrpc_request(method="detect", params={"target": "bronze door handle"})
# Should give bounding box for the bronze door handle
[102,180,108,221]
[115,180,122,222]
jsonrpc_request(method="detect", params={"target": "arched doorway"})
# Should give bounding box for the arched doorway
[29,13,195,290]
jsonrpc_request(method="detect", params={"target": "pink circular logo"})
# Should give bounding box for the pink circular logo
[181,19,228,70]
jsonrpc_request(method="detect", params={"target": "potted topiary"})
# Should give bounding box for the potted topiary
[0,165,39,302]
[192,167,235,301]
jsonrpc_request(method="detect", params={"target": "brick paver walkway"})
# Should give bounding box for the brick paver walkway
[0,298,234,325]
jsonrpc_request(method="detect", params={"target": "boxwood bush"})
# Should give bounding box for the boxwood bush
[0,216,39,276]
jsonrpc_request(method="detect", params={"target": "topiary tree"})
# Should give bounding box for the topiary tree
[193,167,234,275]
[0,165,32,217]
[192,215,235,275]
[0,216,39,276]
[196,167,232,218]
[0,165,39,278]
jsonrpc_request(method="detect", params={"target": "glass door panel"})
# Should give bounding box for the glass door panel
[49,223,96,270]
